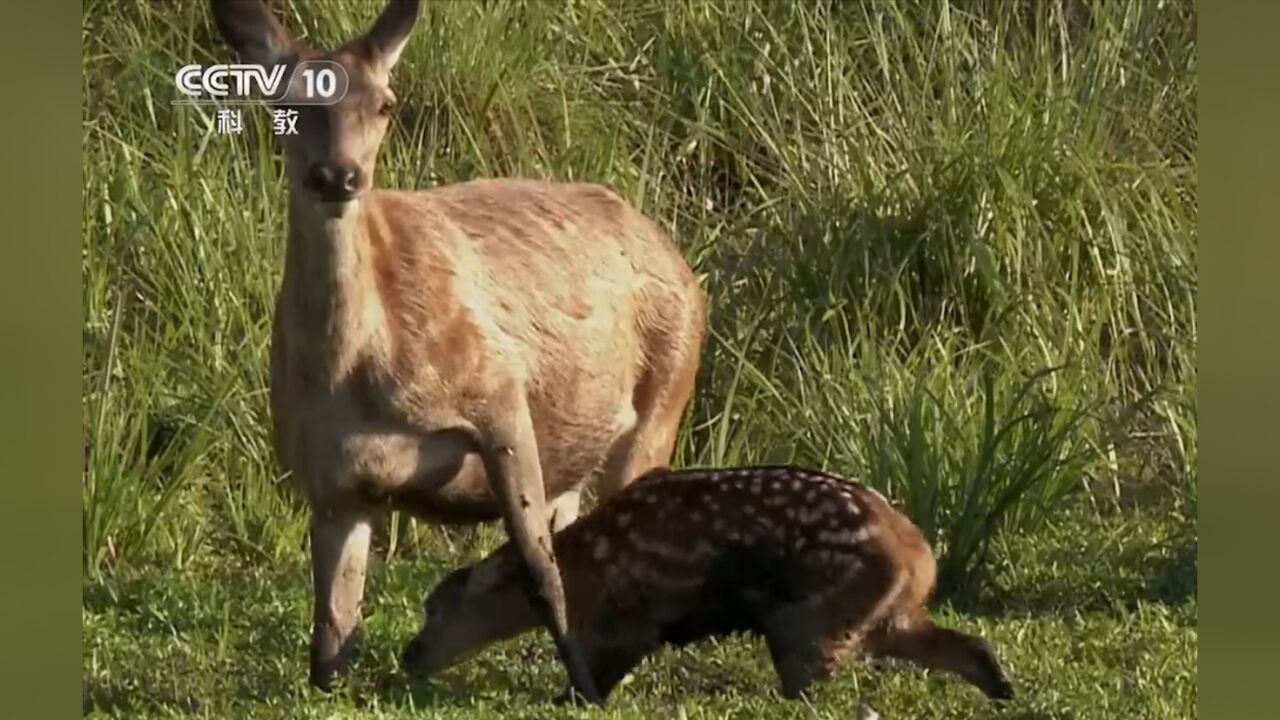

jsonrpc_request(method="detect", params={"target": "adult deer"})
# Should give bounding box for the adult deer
[210,0,707,703]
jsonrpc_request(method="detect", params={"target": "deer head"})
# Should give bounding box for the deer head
[211,0,420,212]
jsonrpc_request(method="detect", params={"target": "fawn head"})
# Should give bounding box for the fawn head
[401,551,541,679]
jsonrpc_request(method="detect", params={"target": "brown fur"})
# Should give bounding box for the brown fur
[212,0,706,699]
[403,466,1014,704]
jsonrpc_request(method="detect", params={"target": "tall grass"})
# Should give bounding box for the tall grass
[82,0,1196,602]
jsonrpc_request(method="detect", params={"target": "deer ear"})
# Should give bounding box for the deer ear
[355,0,421,76]
[211,0,303,68]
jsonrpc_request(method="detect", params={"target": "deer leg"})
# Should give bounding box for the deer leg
[763,605,828,700]
[597,381,694,501]
[597,319,703,500]
[553,639,652,705]
[589,643,649,700]
[549,487,582,533]
[598,422,670,501]
[308,506,376,691]
[478,394,601,704]
[763,562,906,701]
[866,612,1015,700]
[765,633,824,699]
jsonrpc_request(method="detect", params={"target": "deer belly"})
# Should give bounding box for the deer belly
[338,428,589,523]
[534,400,637,482]
[328,428,484,509]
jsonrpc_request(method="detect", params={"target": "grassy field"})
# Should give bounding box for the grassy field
[82,1,1197,718]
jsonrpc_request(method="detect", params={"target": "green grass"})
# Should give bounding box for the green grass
[82,0,1196,718]
[83,496,1196,719]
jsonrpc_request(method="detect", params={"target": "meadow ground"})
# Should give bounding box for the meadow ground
[83,494,1195,719]
[83,1,1196,718]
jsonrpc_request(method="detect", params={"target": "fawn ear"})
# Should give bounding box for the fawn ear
[211,0,305,68]
[352,0,421,77]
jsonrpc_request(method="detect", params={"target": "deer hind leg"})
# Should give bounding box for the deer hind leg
[308,505,377,691]
[549,487,582,533]
[596,329,704,501]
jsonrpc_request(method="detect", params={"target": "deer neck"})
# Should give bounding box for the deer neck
[284,192,390,382]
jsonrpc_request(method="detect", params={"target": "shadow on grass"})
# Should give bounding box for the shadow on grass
[958,500,1198,621]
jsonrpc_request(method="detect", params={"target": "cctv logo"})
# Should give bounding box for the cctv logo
[175,64,288,103]
[172,60,348,106]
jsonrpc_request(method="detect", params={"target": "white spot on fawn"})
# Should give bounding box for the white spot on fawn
[594,535,610,560]
[851,526,877,542]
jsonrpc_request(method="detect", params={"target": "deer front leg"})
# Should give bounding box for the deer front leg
[553,641,650,706]
[308,506,375,691]
[478,395,602,704]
